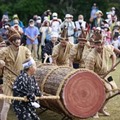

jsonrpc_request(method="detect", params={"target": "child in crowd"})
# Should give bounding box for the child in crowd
[111,35,120,49]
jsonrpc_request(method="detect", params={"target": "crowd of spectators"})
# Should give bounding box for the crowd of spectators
[0,4,120,61]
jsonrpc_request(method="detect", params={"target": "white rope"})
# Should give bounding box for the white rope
[0,94,60,101]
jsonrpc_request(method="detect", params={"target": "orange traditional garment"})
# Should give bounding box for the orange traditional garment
[52,42,73,66]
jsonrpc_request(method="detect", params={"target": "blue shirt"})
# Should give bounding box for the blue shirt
[25,26,39,45]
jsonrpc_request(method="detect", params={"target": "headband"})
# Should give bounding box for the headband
[22,58,35,69]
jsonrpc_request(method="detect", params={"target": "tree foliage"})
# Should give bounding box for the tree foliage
[0,0,120,25]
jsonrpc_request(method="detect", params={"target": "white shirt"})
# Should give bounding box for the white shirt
[111,39,120,49]
[61,21,75,36]
[50,19,61,33]
[75,20,86,30]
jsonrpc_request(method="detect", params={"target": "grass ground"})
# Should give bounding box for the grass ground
[8,59,120,120]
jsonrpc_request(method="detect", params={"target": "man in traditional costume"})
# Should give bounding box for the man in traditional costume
[13,58,42,120]
[69,29,90,68]
[0,28,31,120]
[0,35,5,116]
[52,27,73,66]
[85,30,119,118]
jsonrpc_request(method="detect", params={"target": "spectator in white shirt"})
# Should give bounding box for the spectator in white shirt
[75,14,87,38]
[111,35,120,49]
[61,14,75,44]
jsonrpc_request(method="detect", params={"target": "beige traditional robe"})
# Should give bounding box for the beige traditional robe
[85,45,114,76]
[0,42,6,76]
[85,45,117,97]
[52,42,73,66]
[70,43,90,68]
[0,45,31,102]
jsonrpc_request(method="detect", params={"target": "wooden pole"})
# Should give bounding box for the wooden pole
[106,91,120,101]
[102,59,120,79]
[4,66,18,77]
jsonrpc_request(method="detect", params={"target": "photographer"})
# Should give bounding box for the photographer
[61,14,75,44]
[75,15,87,38]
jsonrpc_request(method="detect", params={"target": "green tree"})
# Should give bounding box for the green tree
[0,0,47,25]
[13,0,47,24]
[0,0,120,24]
[45,0,109,21]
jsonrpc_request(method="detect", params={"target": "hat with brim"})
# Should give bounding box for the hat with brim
[65,14,71,18]
[52,12,58,17]
[29,19,34,23]
[13,14,19,19]
[96,10,103,16]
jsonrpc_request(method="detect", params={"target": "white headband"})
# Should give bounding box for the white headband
[22,58,35,69]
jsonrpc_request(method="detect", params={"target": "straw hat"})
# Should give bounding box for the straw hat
[96,10,103,16]
[13,14,19,19]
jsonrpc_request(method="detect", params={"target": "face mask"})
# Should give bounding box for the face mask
[4,25,9,29]
[53,17,57,20]
[30,24,34,27]
[79,19,83,22]
[36,20,41,23]
[107,15,111,19]
[104,28,108,31]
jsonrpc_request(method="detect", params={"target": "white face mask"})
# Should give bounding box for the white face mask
[79,19,83,22]
[30,24,34,27]
[53,16,57,20]
[36,20,41,23]
[107,14,111,19]
[4,25,9,29]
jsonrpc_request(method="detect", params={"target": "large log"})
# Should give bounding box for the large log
[35,64,106,118]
